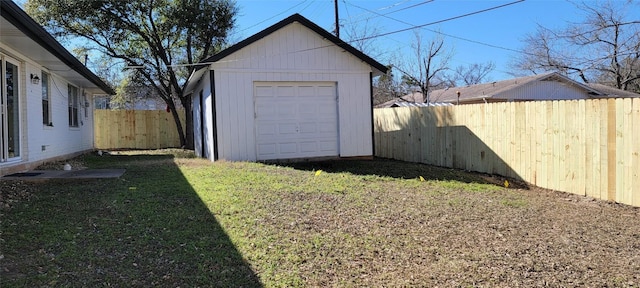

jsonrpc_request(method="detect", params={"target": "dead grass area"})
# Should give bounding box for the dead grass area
[243,179,639,287]
[1,151,639,287]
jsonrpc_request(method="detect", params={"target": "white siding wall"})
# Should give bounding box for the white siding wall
[210,22,373,161]
[202,71,214,160]
[192,87,203,158]
[1,44,96,173]
[24,63,95,162]
[191,71,214,160]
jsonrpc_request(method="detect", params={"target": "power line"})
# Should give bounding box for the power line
[383,0,436,16]
[126,1,528,70]
[308,1,331,19]
[235,0,309,34]
[349,0,435,25]
[376,0,412,12]
[349,1,531,56]
[353,0,525,42]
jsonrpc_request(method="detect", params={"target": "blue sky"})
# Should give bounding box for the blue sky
[15,0,639,83]
[230,0,640,82]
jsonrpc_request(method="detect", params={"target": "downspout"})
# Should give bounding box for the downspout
[210,70,219,161]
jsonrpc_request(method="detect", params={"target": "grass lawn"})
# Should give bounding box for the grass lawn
[1,150,639,287]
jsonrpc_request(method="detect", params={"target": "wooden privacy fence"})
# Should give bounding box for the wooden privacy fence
[374,98,640,207]
[94,109,185,149]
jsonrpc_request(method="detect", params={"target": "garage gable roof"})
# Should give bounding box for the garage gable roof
[199,13,388,74]
[1,1,115,95]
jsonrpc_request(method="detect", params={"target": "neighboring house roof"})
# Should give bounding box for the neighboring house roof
[585,83,640,98]
[0,1,115,95]
[375,92,452,108]
[389,102,453,108]
[427,72,602,103]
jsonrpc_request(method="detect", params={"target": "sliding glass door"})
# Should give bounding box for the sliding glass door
[1,55,20,162]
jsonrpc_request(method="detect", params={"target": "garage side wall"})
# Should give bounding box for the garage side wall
[210,22,374,161]
[191,71,214,160]
[192,89,203,158]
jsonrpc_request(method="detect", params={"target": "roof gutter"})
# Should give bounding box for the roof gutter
[1,1,115,95]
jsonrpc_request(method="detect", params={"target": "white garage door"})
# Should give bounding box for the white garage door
[254,82,339,160]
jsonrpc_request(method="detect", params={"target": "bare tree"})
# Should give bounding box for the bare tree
[343,19,385,60]
[110,74,171,110]
[449,62,495,86]
[372,66,406,105]
[511,0,640,91]
[396,32,453,103]
[71,47,123,88]
[342,18,399,105]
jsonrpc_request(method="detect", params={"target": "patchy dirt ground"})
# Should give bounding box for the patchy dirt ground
[245,178,640,287]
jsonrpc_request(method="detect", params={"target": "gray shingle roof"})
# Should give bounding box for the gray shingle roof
[585,83,640,98]
[375,92,451,108]
[428,72,601,103]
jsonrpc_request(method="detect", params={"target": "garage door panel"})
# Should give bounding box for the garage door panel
[298,122,317,134]
[257,143,277,156]
[298,86,316,97]
[255,86,274,97]
[317,86,335,96]
[256,104,276,118]
[318,122,337,133]
[278,103,297,117]
[255,81,338,160]
[276,86,295,96]
[256,123,277,136]
[279,143,298,154]
[318,103,337,115]
[299,142,317,153]
[278,123,298,134]
[319,140,338,152]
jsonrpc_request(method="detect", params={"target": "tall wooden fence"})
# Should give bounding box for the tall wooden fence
[374,98,640,207]
[94,109,185,149]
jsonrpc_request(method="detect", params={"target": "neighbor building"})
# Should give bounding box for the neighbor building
[382,72,612,106]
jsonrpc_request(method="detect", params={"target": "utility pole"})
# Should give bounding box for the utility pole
[334,0,339,38]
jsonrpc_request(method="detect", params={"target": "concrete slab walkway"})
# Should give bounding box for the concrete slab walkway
[2,169,126,180]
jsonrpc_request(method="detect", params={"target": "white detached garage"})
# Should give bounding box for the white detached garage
[184,14,387,161]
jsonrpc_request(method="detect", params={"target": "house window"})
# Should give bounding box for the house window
[68,84,79,127]
[42,72,51,125]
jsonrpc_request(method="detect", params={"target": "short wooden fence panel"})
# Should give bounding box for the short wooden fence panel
[94,109,185,150]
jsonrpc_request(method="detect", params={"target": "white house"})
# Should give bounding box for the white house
[183,14,387,161]
[0,1,114,176]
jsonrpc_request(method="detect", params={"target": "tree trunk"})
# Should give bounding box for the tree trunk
[168,100,186,148]
[182,96,194,149]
